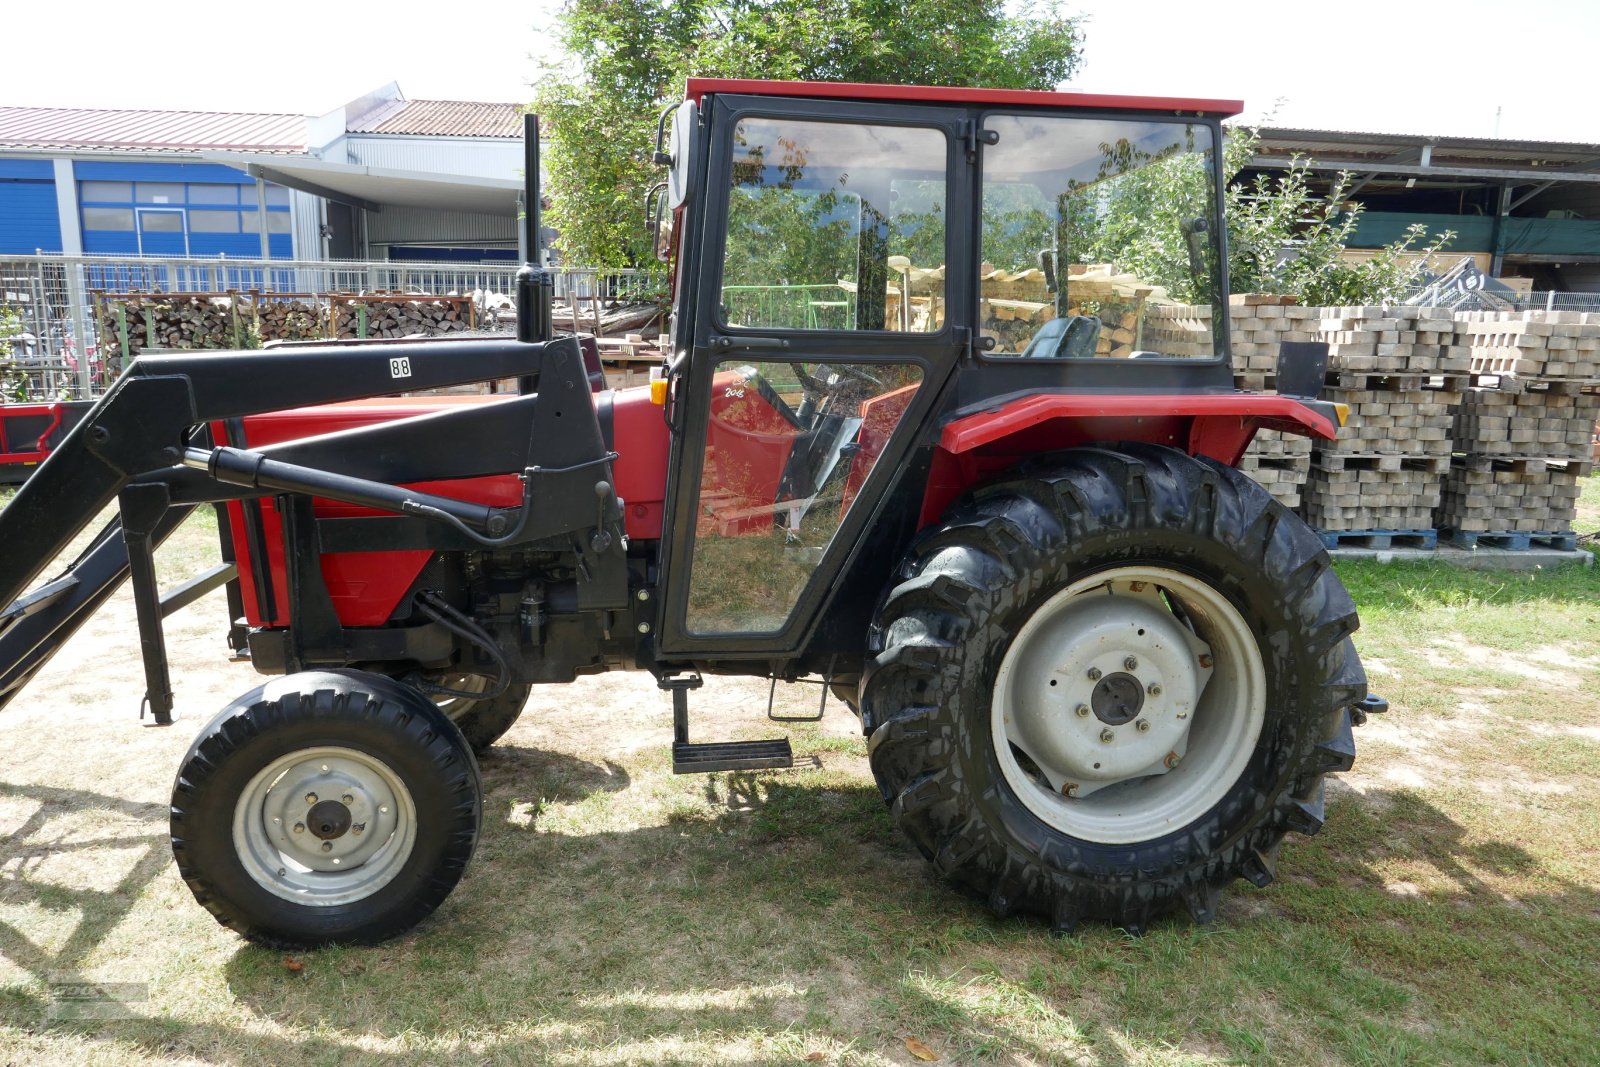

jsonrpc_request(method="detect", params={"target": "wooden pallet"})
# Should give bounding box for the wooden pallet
[1438,529,1579,551]
[1313,452,1451,474]
[1316,529,1438,550]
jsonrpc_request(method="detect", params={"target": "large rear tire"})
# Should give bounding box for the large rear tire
[861,444,1368,932]
[422,672,532,754]
[170,670,482,946]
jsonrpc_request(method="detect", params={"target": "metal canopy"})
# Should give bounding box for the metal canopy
[1249,127,1600,188]
[200,151,521,215]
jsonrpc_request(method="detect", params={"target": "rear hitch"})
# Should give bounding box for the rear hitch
[1351,693,1388,726]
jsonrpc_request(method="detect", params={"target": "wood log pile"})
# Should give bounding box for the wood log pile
[332,296,471,340]
[256,299,324,342]
[98,296,248,361]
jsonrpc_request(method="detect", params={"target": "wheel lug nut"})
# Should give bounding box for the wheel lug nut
[1136,719,1151,733]
[1087,667,1102,682]
[1099,728,1114,744]
[1148,683,1162,696]
[305,793,318,805]
[1075,703,1091,718]
[293,823,305,834]
[321,841,333,852]
[342,794,354,805]
[1124,656,1139,671]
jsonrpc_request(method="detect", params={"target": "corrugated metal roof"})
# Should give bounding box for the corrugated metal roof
[0,106,306,153]
[1255,126,1600,170]
[347,100,522,139]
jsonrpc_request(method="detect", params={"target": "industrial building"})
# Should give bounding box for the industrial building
[0,83,523,264]
[1249,128,1600,295]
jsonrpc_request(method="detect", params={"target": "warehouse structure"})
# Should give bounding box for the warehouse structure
[1249,128,1600,294]
[0,84,523,264]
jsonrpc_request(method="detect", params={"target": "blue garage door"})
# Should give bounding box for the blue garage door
[0,161,62,254]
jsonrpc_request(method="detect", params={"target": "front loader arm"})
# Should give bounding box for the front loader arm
[0,336,552,612]
[0,336,565,718]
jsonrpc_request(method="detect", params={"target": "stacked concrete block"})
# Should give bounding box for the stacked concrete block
[1227,295,1320,508]
[1436,311,1600,548]
[1448,311,1600,379]
[1299,306,1462,540]
[1227,294,1323,389]
[1236,431,1313,510]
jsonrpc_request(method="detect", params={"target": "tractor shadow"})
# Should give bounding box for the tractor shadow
[206,762,1600,1067]
[0,748,1592,1064]
[0,780,169,991]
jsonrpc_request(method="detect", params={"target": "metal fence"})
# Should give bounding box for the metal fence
[0,253,659,400]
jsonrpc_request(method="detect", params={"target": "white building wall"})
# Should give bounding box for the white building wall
[342,136,523,182]
[290,190,323,261]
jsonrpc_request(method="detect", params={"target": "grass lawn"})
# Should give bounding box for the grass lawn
[0,486,1596,1065]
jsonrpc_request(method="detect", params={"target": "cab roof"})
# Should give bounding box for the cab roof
[685,78,1242,118]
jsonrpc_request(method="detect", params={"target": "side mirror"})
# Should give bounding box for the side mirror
[644,183,674,264]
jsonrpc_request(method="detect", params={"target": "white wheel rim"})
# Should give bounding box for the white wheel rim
[429,674,490,720]
[232,745,418,906]
[991,565,1266,845]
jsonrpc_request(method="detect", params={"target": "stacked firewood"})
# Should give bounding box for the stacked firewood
[98,296,249,360]
[332,297,472,340]
[256,299,325,342]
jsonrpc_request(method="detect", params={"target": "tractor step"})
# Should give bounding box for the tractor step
[661,670,795,775]
[672,738,794,775]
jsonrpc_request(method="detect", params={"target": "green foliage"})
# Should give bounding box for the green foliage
[1227,132,1455,305]
[1083,124,1456,307]
[0,307,25,402]
[536,0,1083,268]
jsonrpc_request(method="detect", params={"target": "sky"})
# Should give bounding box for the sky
[3,0,1598,143]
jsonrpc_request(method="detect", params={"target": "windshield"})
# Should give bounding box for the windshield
[980,114,1222,360]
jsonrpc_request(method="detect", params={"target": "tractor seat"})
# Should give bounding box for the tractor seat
[1019,314,1102,359]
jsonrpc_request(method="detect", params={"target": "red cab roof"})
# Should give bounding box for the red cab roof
[685,78,1241,118]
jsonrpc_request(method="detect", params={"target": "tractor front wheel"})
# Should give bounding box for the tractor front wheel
[170,670,481,946]
[861,444,1368,932]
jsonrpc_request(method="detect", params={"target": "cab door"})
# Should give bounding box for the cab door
[655,94,970,659]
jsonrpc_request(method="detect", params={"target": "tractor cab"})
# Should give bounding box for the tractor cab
[644,82,1324,664]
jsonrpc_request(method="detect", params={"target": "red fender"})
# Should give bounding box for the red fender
[921,393,1339,526]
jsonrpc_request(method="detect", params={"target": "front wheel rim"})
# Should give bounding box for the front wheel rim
[992,565,1266,845]
[232,745,418,906]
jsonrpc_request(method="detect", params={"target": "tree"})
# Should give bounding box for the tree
[1079,124,1456,308]
[535,0,1084,267]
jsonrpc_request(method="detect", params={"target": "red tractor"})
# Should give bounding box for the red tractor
[0,79,1382,945]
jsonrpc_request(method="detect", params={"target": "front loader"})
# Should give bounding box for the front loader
[0,79,1384,945]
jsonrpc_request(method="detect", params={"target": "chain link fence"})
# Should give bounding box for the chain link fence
[0,254,659,400]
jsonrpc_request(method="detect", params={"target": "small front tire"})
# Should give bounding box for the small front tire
[170,670,482,946]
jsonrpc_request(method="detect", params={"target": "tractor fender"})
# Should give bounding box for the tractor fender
[919,392,1342,527]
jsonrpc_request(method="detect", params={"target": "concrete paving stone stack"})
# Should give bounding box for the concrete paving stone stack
[1300,306,1463,539]
[1436,310,1600,548]
[1236,431,1313,510]
[1227,295,1320,509]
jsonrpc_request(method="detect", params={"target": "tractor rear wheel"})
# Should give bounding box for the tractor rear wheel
[861,444,1368,932]
[422,673,532,753]
[170,670,481,946]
